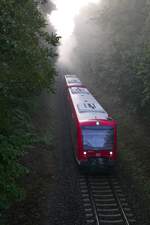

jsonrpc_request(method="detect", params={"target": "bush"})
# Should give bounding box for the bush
[0,0,59,210]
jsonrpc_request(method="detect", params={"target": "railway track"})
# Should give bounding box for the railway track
[79,174,136,225]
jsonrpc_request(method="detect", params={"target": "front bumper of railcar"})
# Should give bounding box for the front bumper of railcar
[79,157,115,170]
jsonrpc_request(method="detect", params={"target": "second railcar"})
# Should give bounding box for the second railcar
[64,74,83,88]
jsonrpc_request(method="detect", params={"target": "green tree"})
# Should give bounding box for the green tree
[0,0,59,210]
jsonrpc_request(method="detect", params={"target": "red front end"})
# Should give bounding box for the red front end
[76,120,117,168]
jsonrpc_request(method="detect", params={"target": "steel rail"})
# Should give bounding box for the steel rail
[85,176,100,225]
[108,177,131,225]
[80,175,136,225]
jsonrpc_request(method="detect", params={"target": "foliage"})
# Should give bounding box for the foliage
[136,44,150,111]
[0,108,33,209]
[0,0,59,210]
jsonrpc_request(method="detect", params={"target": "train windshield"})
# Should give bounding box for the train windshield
[82,126,114,150]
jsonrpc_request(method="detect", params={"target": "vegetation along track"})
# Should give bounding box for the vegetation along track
[79,174,136,225]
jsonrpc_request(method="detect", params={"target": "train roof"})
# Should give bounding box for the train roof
[64,74,82,87]
[68,86,109,122]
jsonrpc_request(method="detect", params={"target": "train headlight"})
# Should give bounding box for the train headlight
[110,151,113,156]
[83,152,87,155]
[96,121,100,126]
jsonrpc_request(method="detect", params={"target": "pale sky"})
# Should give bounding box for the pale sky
[48,0,100,39]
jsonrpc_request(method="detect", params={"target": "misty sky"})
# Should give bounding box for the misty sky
[49,0,100,39]
[48,0,100,64]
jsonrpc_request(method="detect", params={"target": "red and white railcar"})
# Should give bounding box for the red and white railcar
[65,76,117,169]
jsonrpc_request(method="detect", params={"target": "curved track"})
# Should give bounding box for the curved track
[79,175,136,225]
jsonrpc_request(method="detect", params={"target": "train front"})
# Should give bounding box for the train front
[77,120,117,169]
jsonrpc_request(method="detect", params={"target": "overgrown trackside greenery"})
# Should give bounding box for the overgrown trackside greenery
[0,0,59,209]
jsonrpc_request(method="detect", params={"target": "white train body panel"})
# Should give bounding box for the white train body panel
[68,86,108,121]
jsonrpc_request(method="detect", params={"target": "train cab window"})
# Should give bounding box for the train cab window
[82,126,114,150]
